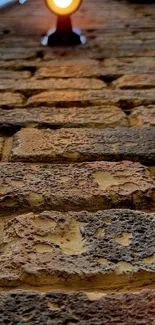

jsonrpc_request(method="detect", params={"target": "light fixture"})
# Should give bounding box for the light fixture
[42,0,86,46]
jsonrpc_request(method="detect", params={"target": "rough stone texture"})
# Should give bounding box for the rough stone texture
[0,92,25,108]
[11,127,155,163]
[27,89,155,107]
[0,78,106,91]
[0,70,31,79]
[112,74,155,89]
[1,58,155,76]
[0,105,128,130]
[34,60,101,78]
[0,290,155,324]
[1,0,155,320]
[129,105,155,127]
[0,136,4,159]
[0,162,154,215]
[0,209,155,288]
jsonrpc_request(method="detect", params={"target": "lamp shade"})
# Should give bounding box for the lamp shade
[45,0,82,15]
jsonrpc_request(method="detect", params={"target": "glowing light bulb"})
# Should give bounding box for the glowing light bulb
[45,0,81,15]
[53,0,72,8]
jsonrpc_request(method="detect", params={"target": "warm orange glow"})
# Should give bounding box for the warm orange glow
[45,0,82,15]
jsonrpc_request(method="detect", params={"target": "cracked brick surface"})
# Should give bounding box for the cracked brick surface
[0,161,154,215]
[10,127,155,163]
[0,209,155,288]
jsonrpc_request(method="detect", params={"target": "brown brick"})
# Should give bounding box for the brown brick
[0,48,39,60]
[0,137,4,159]
[0,209,155,288]
[0,78,106,91]
[129,105,155,127]
[0,92,25,108]
[112,74,155,89]
[0,161,154,214]
[0,105,128,129]
[10,127,155,164]
[35,60,101,78]
[0,70,31,79]
[27,89,155,107]
[0,290,154,324]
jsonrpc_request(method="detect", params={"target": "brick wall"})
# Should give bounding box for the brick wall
[0,0,155,323]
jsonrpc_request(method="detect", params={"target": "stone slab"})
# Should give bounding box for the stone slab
[0,78,106,91]
[0,70,31,79]
[0,209,155,288]
[129,105,155,127]
[0,105,128,130]
[27,89,155,108]
[0,290,155,324]
[0,92,25,108]
[10,127,155,164]
[0,136,4,159]
[112,74,155,89]
[0,162,154,214]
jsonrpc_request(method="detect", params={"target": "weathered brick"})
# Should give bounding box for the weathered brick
[0,70,31,79]
[0,92,25,107]
[0,290,155,324]
[11,127,155,163]
[129,105,155,127]
[0,162,154,214]
[35,60,101,78]
[102,57,155,75]
[0,209,155,287]
[27,89,155,107]
[0,105,128,129]
[0,137,4,159]
[112,74,155,89]
[0,48,39,60]
[0,78,106,91]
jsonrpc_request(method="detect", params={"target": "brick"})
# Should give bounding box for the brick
[0,136,4,159]
[35,60,101,78]
[0,209,155,287]
[27,89,155,107]
[0,290,155,324]
[0,78,106,91]
[11,127,155,164]
[0,92,25,108]
[0,105,128,129]
[0,48,39,60]
[129,105,155,127]
[0,162,154,214]
[0,70,31,79]
[112,74,155,89]
[102,57,155,75]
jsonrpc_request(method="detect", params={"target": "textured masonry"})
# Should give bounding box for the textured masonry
[0,0,155,322]
[0,105,128,129]
[10,127,155,163]
[0,161,154,214]
[0,209,155,288]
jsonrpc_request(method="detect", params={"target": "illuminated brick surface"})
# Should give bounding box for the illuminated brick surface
[0,0,155,323]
